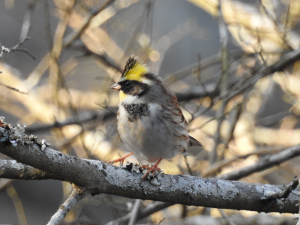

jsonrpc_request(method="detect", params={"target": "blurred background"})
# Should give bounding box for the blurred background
[0,0,300,224]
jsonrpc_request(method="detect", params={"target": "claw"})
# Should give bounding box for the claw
[142,158,162,179]
[108,152,134,165]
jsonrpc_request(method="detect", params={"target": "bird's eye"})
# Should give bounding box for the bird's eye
[125,81,131,88]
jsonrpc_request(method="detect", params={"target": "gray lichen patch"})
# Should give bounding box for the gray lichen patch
[216,179,240,201]
[0,117,50,150]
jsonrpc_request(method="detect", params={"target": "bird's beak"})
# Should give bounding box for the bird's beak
[110,83,121,91]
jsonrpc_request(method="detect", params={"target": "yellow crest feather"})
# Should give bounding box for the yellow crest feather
[122,56,148,81]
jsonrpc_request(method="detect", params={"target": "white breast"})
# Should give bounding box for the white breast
[117,102,189,163]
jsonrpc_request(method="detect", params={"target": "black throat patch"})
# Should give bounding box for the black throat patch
[122,103,149,122]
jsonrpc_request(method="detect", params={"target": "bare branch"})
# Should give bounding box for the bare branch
[218,209,236,225]
[202,147,283,178]
[176,78,239,102]
[26,78,240,134]
[261,176,299,201]
[217,144,300,180]
[0,81,28,95]
[106,202,172,225]
[69,44,122,72]
[0,179,13,192]
[26,110,116,133]
[19,0,38,43]
[63,0,115,47]
[0,44,10,57]
[165,49,247,85]
[6,184,28,225]
[47,187,91,225]
[256,111,292,126]
[128,199,142,225]
[210,0,229,164]
[0,121,300,214]
[0,159,64,181]
[215,47,300,103]
[1,37,36,60]
[9,48,36,60]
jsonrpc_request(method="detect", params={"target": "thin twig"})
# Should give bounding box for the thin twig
[202,147,283,178]
[128,199,142,225]
[106,202,172,225]
[283,0,292,41]
[258,0,292,49]
[157,218,165,225]
[0,81,28,95]
[196,54,208,95]
[63,0,115,47]
[256,111,292,126]
[26,109,116,133]
[210,0,229,164]
[297,189,300,225]
[19,0,38,43]
[165,49,247,85]
[217,144,300,180]
[47,187,91,225]
[10,48,36,60]
[261,176,299,201]
[69,44,122,72]
[0,38,36,60]
[214,47,300,104]
[6,185,28,225]
[183,155,193,176]
[219,103,242,159]
[9,0,38,61]
[218,209,236,225]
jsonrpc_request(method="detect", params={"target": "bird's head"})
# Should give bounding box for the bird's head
[110,56,151,101]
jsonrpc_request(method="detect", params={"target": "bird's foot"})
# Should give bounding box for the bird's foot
[141,158,162,179]
[109,152,134,165]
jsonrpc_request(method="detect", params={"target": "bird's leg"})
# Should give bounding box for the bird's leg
[109,152,134,165]
[141,158,162,179]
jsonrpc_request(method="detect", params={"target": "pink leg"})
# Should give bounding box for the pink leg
[142,158,162,179]
[109,152,134,165]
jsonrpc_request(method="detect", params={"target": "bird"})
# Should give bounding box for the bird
[110,56,202,179]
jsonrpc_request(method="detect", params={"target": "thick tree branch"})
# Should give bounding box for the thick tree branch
[0,122,299,214]
[0,160,64,181]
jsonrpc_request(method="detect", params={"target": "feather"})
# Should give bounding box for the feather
[188,135,202,147]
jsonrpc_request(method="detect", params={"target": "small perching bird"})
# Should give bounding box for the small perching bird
[110,56,202,179]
